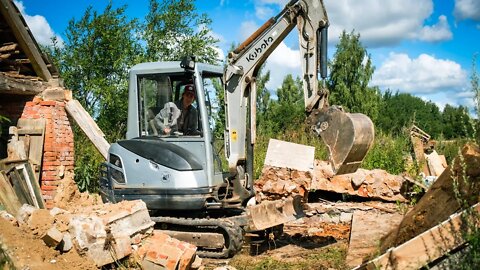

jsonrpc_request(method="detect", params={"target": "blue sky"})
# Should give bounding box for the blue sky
[15,0,480,112]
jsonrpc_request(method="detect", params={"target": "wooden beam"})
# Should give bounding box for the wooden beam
[0,0,52,81]
[0,42,17,52]
[0,72,45,95]
[354,203,480,270]
[66,99,110,160]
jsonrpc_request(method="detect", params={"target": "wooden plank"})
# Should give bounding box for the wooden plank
[0,0,52,81]
[346,210,404,268]
[66,99,110,160]
[17,119,45,182]
[14,162,44,208]
[7,168,32,206]
[354,203,480,270]
[0,171,22,216]
[264,139,315,172]
[0,42,17,52]
[425,150,447,177]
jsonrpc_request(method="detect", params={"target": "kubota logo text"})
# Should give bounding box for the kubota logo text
[245,36,274,62]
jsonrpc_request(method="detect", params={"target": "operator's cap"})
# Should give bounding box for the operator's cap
[183,84,196,97]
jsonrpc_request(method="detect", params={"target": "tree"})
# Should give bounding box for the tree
[143,0,219,63]
[262,74,304,134]
[49,4,143,190]
[53,4,142,139]
[471,54,480,143]
[328,30,380,122]
[377,92,443,137]
[442,105,474,139]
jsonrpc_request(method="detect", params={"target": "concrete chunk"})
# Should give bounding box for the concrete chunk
[60,233,73,252]
[42,227,64,248]
[16,204,37,225]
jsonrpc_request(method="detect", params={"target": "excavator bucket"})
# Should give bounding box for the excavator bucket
[309,106,375,175]
[246,196,304,231]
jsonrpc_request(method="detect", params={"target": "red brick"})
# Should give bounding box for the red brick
[32,96,43,103]
[40,100,57,106]
[41,185,58,191]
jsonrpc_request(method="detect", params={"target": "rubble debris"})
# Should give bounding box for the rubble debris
[52,173,103,211]
[1,199,201,269]
[257,158,423,203]
[311,160,417,202]
[0,217,97,270]
[42,226,64,248]
[255,166,311,201]
[136,230,199,270]
[379,143,480,253]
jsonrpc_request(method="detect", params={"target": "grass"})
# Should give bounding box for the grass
[228,242,348,270]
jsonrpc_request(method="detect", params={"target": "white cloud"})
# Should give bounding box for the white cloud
[372,52,468,96]
[13,0,64,46]
[263,42,301,91]
[239,21,260,41]
[324,0,452,47]
[255,5,275,20]
[416,15,452,42]
[454,0,480,21]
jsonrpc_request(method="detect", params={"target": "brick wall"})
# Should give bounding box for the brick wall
[20,95,74,208]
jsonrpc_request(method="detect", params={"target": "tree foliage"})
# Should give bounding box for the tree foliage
[260,75,304,134]
[328,30,380,121]
[144,0,218,63]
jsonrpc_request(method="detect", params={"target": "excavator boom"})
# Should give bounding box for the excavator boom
[224,0,374,180]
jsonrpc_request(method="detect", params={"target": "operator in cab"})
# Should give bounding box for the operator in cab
[153,84,199,135]
[176,84,198,134]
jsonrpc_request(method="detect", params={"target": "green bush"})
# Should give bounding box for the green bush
[362,132,410,175]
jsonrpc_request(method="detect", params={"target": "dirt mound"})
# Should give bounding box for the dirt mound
[53,173,103,211]
[0,218,97,270]
[379,143,480,253]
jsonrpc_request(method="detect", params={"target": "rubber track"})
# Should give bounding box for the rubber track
[150,216,245,258]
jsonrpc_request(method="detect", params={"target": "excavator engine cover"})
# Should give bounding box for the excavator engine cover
[309,106,374,175]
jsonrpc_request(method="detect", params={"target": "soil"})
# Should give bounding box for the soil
[203,215,352,269]
[0,218,97,270]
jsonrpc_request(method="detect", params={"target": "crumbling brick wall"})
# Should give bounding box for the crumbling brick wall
[20,95,74,208]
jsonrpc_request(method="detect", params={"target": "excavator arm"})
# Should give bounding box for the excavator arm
[223,0,374,200]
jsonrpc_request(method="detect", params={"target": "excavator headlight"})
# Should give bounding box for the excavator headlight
[111,168,126,184]
[180,56,196,71]
[109,154,126,184]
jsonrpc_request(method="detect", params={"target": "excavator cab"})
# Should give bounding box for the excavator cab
[101,61,229,212]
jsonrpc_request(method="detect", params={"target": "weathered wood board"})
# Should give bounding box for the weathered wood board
[346,210,404,268]
[354,203,480,270]
[66,99,110,159]
[16,118,45,182]
[0,170,22,215]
